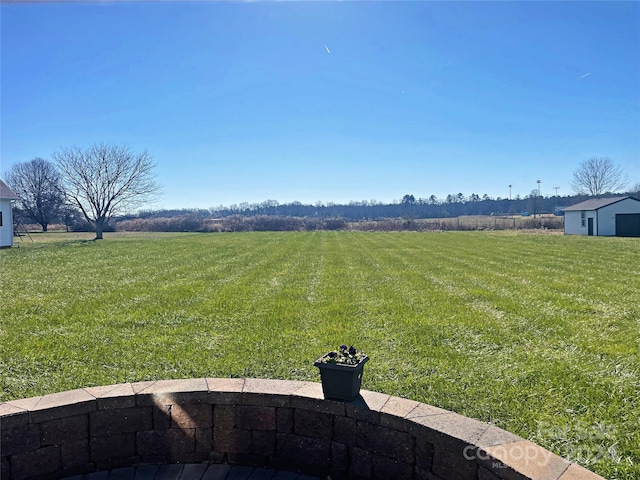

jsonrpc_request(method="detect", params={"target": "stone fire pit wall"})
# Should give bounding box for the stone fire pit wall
[0,378,602,480]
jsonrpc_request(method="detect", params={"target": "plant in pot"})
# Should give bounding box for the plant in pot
[314,344,369,401]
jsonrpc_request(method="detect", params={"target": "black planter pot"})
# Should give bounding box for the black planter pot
[314,354,369,401]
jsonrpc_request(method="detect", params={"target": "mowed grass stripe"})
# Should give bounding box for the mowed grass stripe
[299,232,639,480]
[355,233,638,480]
[0,231,638,479]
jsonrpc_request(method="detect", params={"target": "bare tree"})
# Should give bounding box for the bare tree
[5,158,65,231]
[53,144,161,239]
[570,157,628,196]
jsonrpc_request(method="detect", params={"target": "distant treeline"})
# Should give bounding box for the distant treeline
[111,193,581,232]
[114,215,563,233]
[15,192,632,233]
[131,193,592,222]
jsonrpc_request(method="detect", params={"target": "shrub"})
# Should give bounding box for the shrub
[323,218,348,230]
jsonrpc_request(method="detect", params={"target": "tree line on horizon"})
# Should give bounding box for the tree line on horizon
[201,192,582,220]
[4,147,638,236]
[132,193,577,220]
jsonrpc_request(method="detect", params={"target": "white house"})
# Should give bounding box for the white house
[0,179,19,247]
[563,196,640,237]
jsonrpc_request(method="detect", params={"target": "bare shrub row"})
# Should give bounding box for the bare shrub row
[116,215,348,233]
[349,217,563,232]
[115,215,562,233]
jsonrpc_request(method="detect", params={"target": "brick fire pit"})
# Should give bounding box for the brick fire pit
[0,378,602,480]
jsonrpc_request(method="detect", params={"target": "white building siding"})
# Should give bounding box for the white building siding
[564,211,584,235]
[0,198,14,247]
[564,210,597,235]
[597,200,640,236]
[564,197,640,236]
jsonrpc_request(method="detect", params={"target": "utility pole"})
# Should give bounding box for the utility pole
[553,186,559,197]
[508,184,512,200]
[534,180,541,218]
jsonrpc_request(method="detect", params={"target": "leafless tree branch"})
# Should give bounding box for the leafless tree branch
[53,143,162,239]
[570,157,628,196]
[5,158,65,231]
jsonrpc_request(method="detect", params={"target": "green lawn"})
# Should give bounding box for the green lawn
[1,231,638,479]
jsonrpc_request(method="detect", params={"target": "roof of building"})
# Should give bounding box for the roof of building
[0,179,19,200]
[563,196,640,212]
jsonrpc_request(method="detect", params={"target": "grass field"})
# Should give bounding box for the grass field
[1,231,638,479]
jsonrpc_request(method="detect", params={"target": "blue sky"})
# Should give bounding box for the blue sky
[1,1,639,210]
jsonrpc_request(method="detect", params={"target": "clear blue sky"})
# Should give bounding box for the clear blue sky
[2,1,639,210]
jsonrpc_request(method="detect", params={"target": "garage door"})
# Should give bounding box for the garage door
[616,214,640,237]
